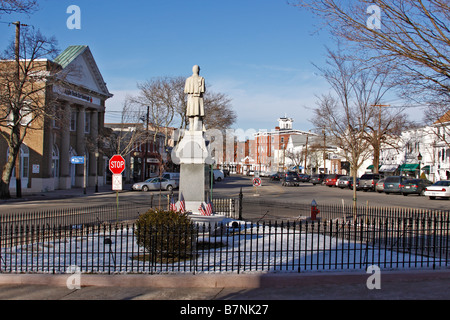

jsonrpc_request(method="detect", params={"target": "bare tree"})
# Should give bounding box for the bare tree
[311,50,384,211]
[129,77,178,146]
[0,0,38,15]
[129,76,236,138]
[285,149,304,172]
[289,0,450,120]
[101,101,147,158]
[0,27,59,199]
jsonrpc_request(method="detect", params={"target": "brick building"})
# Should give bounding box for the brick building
[0,45,113,194]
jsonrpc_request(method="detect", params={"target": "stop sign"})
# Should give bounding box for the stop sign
[109,154,125,175]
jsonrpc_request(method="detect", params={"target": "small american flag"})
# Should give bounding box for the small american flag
[179,192,185,213]
[199,202,209,216]
[169,196,177,212]
[205,200,214,216]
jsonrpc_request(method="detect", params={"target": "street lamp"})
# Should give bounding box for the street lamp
[95,151,99,192]
[417,152,422,179]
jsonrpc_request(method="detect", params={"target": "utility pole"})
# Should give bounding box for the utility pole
[322,129,326,174]
[304,132,309,175]
[12,21,27,198]
[142,105,149,181]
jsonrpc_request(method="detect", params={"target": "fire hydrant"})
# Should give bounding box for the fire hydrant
[311,199,320,221]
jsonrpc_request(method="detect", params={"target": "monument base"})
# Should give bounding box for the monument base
[188,213,226,232]
[179,164,210,210]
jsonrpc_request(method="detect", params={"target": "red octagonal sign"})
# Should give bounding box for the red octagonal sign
[109,154,125,175]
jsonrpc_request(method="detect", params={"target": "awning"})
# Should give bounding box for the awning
[421,165,430,171]
[398,163,420,172]
[379,164,399,172]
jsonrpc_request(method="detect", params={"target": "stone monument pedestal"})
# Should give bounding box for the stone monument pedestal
[175,130,212,214]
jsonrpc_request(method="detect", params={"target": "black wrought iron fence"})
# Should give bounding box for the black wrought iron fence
[0,198,240,229]
[0,214,448,274]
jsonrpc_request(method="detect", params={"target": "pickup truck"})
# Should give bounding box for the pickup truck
[359,173,383,192]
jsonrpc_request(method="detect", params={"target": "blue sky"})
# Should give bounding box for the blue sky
[0,0,338,133]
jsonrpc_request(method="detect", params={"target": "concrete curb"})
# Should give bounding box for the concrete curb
[1,269,449,288]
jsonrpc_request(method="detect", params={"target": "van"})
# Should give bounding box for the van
[383,176,408,194]
[161,172,180,188]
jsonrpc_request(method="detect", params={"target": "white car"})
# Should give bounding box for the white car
[132,178,177,191]
[213,169,224,181]
[424,180,450,200]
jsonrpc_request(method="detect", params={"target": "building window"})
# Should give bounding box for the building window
[70,111,77,131]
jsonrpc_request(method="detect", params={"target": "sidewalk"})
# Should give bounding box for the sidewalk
[0,269,449,300]
[0,184,132,204]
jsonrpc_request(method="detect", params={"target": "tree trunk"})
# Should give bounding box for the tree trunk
[0,151,17,199]
[351,166,358,221]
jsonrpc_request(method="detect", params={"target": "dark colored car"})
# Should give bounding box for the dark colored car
[401,179,433,196]
[297,174,310,182]
[281,172,300,186]
[325,174,344,187]
[270,172,283,181]
[310,174,326,185]
[383,176,409,194]
[349,177,360,190]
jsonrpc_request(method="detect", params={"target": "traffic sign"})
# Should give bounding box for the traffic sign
[252,177,262,187]
[109,154,125,175]
[71,156,85,164]
[112,174,122,191]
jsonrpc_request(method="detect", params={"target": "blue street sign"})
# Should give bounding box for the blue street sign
[71,156,85,164]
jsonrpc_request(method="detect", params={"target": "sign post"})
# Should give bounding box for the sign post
[109,155,125,222]
[71,156,86,194]
[252,177,262,196]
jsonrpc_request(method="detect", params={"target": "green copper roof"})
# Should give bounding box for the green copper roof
[53,45,87,68]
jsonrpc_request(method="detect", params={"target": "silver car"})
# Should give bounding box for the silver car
[132,178,176,191]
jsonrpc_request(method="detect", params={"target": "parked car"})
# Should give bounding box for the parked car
[383,176,409,194]
[281,172,300,186]
[298,174,310,183]
[359,173,383,192]
[213,169,225,181]
[310,174,326,185]
[325,174,344,187]
[132,177,176,191]
[401,179,433,196]
[348,177,360,190]
[270,172,283,181]
[424,180,450,200]
[337,176,351,189]
[246,170,254,176]
[375,178,385,193]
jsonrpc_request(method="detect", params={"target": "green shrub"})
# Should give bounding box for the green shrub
[134,209,196,262]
